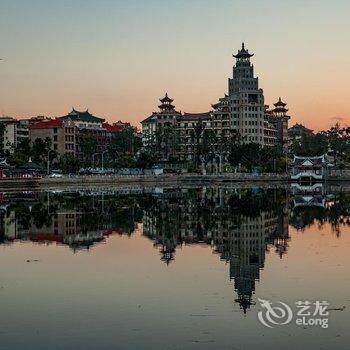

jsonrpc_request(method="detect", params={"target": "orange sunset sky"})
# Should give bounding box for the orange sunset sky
[1,0,349,130]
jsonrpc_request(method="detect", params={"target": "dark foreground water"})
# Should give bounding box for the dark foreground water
[0,185,349,349]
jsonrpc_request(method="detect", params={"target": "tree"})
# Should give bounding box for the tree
[80,135,98,165]
[136,151,156,168]
[58,153,81,173]
[32,137,53,165]
[13,138,31,165]
[107,127,142,167]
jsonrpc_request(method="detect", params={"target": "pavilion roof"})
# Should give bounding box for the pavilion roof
[159,93,173,103]
[274,97,287,107]
[233,43,254,59]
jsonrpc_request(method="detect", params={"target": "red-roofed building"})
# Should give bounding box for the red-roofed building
[29,109,124,160]
[30,119,63,129]
[102,122,122,133]
[29,118,76,155]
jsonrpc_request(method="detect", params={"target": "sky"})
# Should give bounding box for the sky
[0,0,350,130]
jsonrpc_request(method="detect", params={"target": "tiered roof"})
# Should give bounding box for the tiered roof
[274,97,287,107]
[159,93,173,103]
[272,97,289,114]
[158,93,176,111]
[233,42,254,59]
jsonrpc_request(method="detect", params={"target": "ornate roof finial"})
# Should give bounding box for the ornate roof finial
[242,42,245,50]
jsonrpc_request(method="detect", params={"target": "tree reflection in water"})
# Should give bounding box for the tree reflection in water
[0,186,349,312]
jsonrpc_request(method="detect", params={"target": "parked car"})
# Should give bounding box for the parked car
[49,170,63,178]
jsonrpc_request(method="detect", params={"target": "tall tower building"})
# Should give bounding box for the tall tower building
[228,43,265,144]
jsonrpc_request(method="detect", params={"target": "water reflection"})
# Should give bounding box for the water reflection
[0,185,349,314]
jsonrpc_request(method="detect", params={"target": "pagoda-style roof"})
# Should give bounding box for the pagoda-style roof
[60,108,105,123]
[233,43,254,59]
[18,159,44,171]
[159,93,173,103]
[140,113,158,124]
[158,103,175,110]
[272,98,289,113]
[292,155,326,166]
[274,106,289,113]
[289,123,313,134]
[274,97,287,107]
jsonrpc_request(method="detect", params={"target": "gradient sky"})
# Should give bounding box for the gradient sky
[1,0,350,130]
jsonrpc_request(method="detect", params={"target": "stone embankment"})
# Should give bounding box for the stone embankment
[1,173,350,192]
[39,173,288,188]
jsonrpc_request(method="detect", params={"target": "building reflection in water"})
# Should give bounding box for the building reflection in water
[0,185,349,312]
[0,190,143,251]
[143,187,290,312]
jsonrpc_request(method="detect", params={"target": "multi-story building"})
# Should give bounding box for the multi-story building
[30,118,75,154]
[0,115,50,154]
[141,93,181,149]
[213,44,290,146]
[29,108,122,159]
[141,94,214,162]
[0,117,17,153]
[177,112,213,161]
[225,43,265,144]
[265,98,291,147]
[288,123,313,140]
[141,44,291,162]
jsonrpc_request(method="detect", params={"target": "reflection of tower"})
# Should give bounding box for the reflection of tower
[229,213,270,313]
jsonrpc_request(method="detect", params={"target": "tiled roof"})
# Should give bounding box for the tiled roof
[182,112,211,120]
[30,119,63,129]
[293,155,326,166]
[60,108,104,123]
[102,123,122,132]
[141,114,158,124]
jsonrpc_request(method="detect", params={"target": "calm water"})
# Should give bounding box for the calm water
[0,186,349,349]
